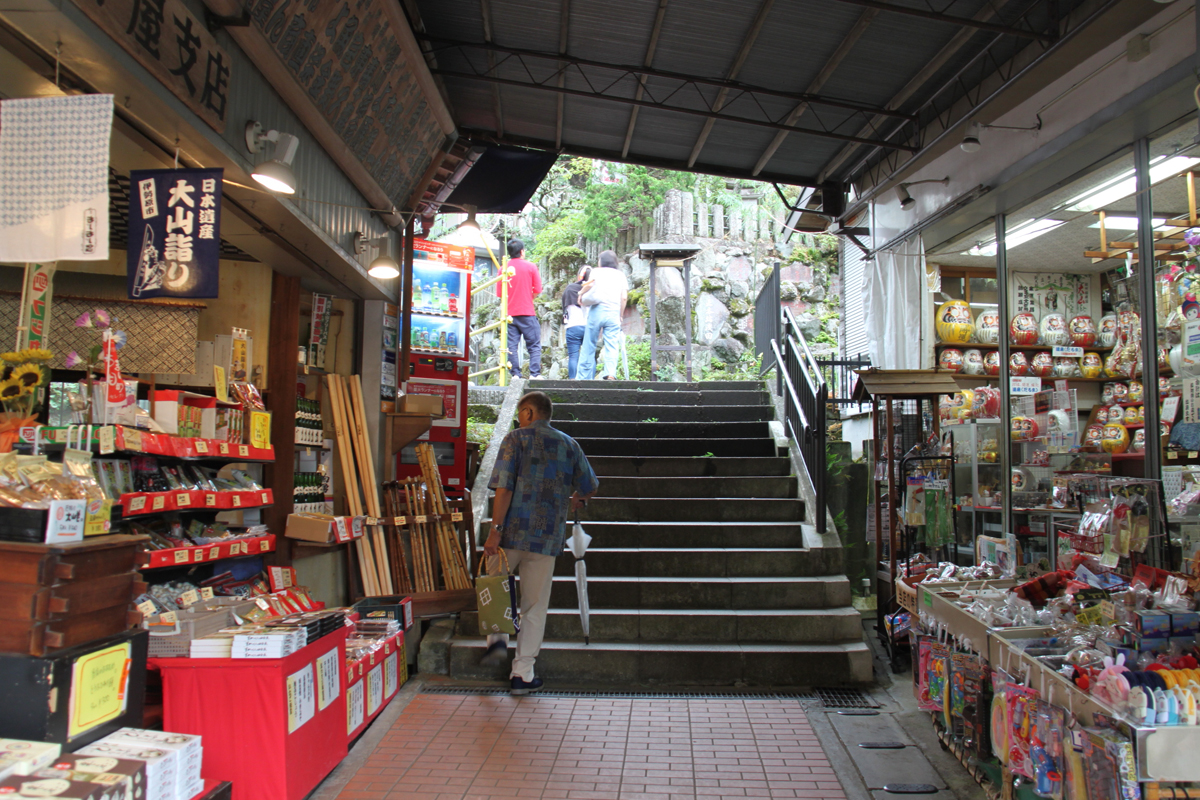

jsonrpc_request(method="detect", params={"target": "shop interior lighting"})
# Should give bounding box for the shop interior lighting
[959,117,1041,153]
[353,232,400,280]
[897,178,949,210]
[1086,216,1170,231]
[455,204,480,231]
[966,218,1066,257]
[244,121,299,194]
[1064,155,1200,212]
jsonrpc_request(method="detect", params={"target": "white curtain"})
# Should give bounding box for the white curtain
[864,235,924,370]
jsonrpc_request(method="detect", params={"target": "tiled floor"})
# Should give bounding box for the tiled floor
[334,693,847,800]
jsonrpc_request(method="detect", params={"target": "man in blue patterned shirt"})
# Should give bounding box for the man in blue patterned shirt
[482,390,598,695]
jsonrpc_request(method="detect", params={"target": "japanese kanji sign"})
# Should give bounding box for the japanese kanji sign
[127,168,222,298]
[71,0,230,133]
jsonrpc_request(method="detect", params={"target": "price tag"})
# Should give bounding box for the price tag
[174,549,190,564]
[415,515,427,524]
[208,546,220,560]
[98,426,115,455]
[351,517,365,539]
[206,493,218,507]
[1163,396,1180,423]
[394,516,407,526]
[176,493,191,507]
[1170,451,1179,460]
[180,590,199,606]
[451,512,463,522]
[152,495,166,511]
[1010,376,1043,395]
[333,518,352,543]
[123,429,144,452]
[194,439,209,454]
[201,587,214,600]
[1052,345,1084,358]
[160,611,177,624]
[218,442,230,456]
[1191,452,1199,459]
[260,491,270,504]
[1054,380,1069,393]
[238,445,250,457]
[260,539,271,552]
[256,598,271,611]
[128,496,147,513]
[232,495,242,507]
[137,600,157,617]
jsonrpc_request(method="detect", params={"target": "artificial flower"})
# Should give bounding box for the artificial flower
[111,330,128,350]
[93,309,112,328]
[0,379,23,401]
[74,312,92,328]
[64,352,83,368]
[1187,231,1200,247]
[12,364,42,389]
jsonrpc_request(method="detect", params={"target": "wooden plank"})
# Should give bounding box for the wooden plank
[264,272,301,567]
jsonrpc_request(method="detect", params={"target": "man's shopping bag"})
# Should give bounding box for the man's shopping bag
[476,550,521,635]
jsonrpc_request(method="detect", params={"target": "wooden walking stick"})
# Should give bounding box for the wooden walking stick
[416,443,472,588]
[324,374,376,597]
[402,478,433,591]
[384,482,412,593]
[348,375,392,594]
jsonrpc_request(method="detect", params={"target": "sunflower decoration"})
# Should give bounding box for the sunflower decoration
[0,379,23,402]
[11,364,43,392]
[0,348,53,364]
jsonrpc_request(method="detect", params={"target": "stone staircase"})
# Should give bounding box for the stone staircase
[424,379,872,687]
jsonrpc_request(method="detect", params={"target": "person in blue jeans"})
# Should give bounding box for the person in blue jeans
[561,266,591,379]
[577,250,628,381]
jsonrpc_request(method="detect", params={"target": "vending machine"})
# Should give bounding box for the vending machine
[397,238,474,493]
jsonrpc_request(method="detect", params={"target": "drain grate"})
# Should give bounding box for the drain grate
[420,685,818,700]
[815,687,880,709]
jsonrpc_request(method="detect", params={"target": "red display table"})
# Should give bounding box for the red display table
[151,627,347,800]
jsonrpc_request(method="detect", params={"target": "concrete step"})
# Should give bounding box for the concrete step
[573,437,777,457]
[547,547,826,577]
[544,574,852,609]
[593,476,796,499]
[564,521,807,548]
[586,497,803,522]
[587,456,791,478]
[554,403,773,422]
[443,637,873,686]
[544,388,770,406]
[555,419,771,439]
[536,380,764,391]
[457,606,864,643]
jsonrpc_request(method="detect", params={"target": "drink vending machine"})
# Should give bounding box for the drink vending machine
[397,238,474,492]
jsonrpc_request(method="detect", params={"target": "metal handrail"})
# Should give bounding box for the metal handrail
[770,338,810,432]
[469,262,515,386]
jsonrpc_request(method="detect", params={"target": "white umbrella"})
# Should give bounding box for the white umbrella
[568,517,592,559]
[575,559,591,645]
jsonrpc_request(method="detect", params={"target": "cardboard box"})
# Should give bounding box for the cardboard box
[0,742,60,781]
[32,754,146,800]
[75,744,173,800]
[1134,609,1172,639]
[101,729,200,799]
[0,775,117,800]
[1171,610,1200,636]
[284,514,336,544]
[400,394,443,416]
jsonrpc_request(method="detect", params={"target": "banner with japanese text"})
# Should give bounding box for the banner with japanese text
[127,168,222,299]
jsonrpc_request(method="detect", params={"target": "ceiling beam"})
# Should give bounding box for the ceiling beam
[621,0,670,159]
[555,0,570,149]
[434,69,920,152]
[687,0,774,168]
[460,128,824,187]
[752,8,878,176]
[420,35,917,121]
[828,0,1055,42]
[479,0,505,137]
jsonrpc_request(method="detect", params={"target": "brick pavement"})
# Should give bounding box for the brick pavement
[334,694,847,800]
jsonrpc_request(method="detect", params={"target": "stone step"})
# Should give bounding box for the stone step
[443,638,873,686]
[565,521,807,548]
[458,606,864,643]
[573,437,777,457]
[555,419,771,440]
[544,388,770,406]
[536,380,764,391]
[586,497,803,522]
[546,547,826,577]
[587,456,791,477]
[594,476,796,499]
[545,574,852,609]
[555,403,774,422]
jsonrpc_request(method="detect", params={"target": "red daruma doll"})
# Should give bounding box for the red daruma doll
[984,351,1002,376]
[1009,352,1030,376]
[1029,352,1054,378]
[1010,313,1039,345]
[1069,315,1097,347]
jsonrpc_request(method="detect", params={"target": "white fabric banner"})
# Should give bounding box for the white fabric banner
[0,94,113,262]
[864,235,924,369]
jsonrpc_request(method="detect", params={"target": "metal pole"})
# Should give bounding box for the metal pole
[399,220,414,389]
[499,252,510,387]
[995,213,1012,551]
[649,260,659,380]
[1135,138,1162,485]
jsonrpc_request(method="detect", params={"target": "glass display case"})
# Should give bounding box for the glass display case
[409,254,469,358]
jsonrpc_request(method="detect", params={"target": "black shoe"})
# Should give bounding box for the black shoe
[510,676,544,695]
[480,640,508,666]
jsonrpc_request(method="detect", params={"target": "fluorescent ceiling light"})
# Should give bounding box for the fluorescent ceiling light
[1065,156,1200,212]
[1087,216,1170,231]
[965,218,1066,257]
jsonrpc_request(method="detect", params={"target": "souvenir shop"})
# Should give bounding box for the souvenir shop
[0,3,480,800]
[862,7,1200,796]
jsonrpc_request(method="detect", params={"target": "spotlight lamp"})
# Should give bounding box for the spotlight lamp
[245,121,299,194]
[353,232,400,280]
[456,204,481,231]
[959,116,1042,153]
[897,177,950,211]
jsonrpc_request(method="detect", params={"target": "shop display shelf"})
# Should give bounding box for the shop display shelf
[951,374,1123,383]
[118,489,274,517]
[23,426,275,462]
[142,534,276,569]
[410,345,465,357]
[412,309,464,320]
[1111,452,1146,460]
[935,342,1114,352]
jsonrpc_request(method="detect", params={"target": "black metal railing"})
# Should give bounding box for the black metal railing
[753,263,780,376]
[767,308,829,534]
[819,354,871,405]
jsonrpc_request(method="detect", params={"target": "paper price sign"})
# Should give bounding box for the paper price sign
[384,653,397,698]
[128,496,147,513]
[180,590,199,606]
[160,611,177,624]
[346,681,365,734]
[194,440,209,454]
[1052,346,1083,358]
[415,515,427,524]
[123,429,143,451]
[315,648,341,711]
[238,445,250,457]
[207,546,220,560]
[1010,376,1043,395]
[45,500,86,544]
[176,493,191,507]
[136,600,157,617]
[200,587,214,600]
[232,495,242,507]
[286,664,316,733]
[218,443,230,455]
[206,494,217,507]
[98,426,115,455]
[260,492,270,504]
[351,517,365,539]
[451,512,463,522]
[174,550,190,564]
[366,665,383,716]
[151,495,166,511]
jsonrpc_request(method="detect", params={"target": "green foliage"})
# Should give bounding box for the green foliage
[788,234,840,273]
[528,212,586,268]
[625,340,651,382]
[466,417,495,458]
[576,165,693,242]
[643,417,659,423]
[699,350,761,382]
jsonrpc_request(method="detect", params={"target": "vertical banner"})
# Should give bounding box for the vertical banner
[382,303,398,412]
[230,328,249,382]
[20,262,56,350]
[127,168,222,298]
[102,329,126,404]
[308,294,333,371]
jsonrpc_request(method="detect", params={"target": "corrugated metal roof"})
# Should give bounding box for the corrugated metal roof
[413,0,1090,188]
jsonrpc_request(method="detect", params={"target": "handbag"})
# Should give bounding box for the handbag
[475,550,520,635]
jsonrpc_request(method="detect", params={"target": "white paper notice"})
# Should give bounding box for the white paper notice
[316,648,340,711]
[286,664,316,733]
[1185,378,1200,424]
[1010,376,1043,395]
[384,653,398,698]
[366,665,383,716]
[347,681,365,734]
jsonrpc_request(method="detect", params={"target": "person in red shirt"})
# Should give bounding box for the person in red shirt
[497,238,544,378]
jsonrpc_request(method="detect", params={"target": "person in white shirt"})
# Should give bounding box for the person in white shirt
[561,266,591,379]
[577,250,628,381]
